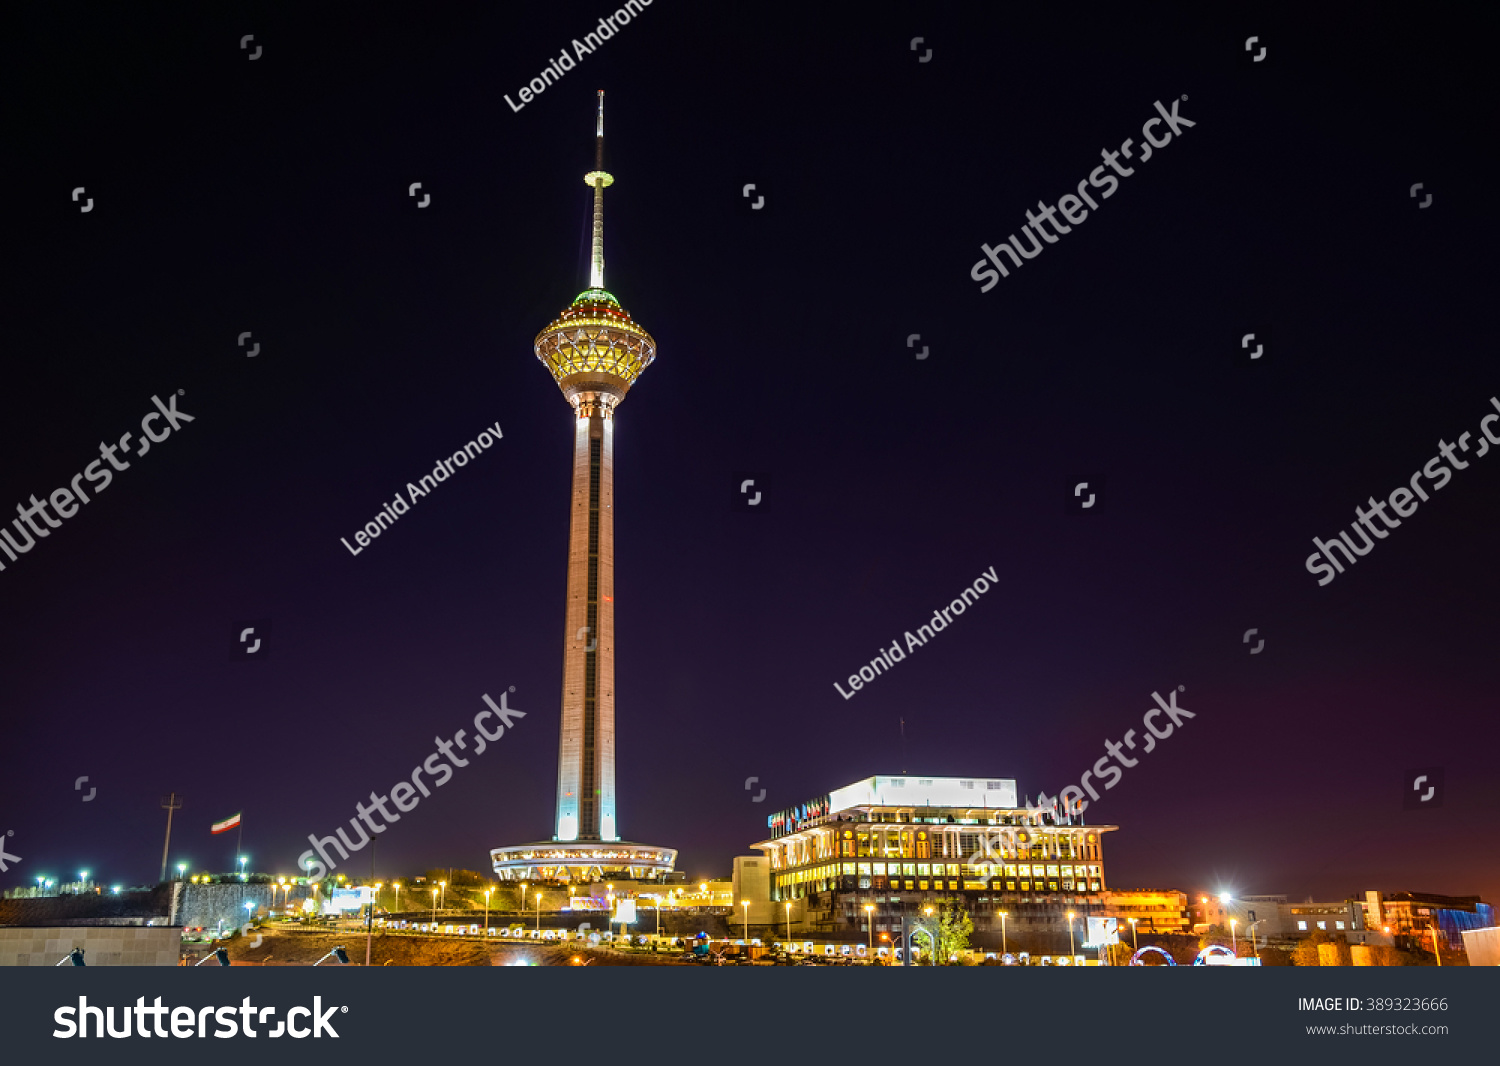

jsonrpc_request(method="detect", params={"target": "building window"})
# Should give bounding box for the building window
[1297,921,1307,931]
[1317,921,1326,930]
[1335,921,1345,930]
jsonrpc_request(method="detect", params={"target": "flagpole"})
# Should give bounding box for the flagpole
[235,819,242,876]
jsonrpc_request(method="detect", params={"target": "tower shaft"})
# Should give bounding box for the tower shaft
[555,412,616,842]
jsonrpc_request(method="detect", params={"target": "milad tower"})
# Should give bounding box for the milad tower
[490,92,677,883]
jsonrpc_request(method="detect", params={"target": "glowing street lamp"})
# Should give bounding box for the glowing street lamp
[1129,916,1139,952]
[393,882,402,912]
[784,900,791,943]
[535,891,542,932]
[430,887,438,925]
[999,911,1009,955]
[743,900,751,943]
[864,904,874,955]
[238,856,247,882]
[924,906,935,965]
[1067,910,1076,955]
[439,881,447,909]
[176,863,187,881]
[1230,918,1238,956]
[79,870,89,884]
[484,888,493,931]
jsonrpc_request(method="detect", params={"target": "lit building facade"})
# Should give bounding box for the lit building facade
[1098,889,1190,934]
[489,91,675,884]
[1364,891,1495,950]
[752,775,1117,951]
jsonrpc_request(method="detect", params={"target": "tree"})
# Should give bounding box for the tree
[932,897,973,963]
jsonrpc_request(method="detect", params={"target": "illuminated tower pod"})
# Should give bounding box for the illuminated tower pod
[491,91,675,883]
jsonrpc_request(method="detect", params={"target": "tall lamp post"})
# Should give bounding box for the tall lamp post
[784,900,792,944]
[1067,910,1076,956]
[430,887,438,926]
[999,910,1009,955]
[742,900,750,943]
[238,856,247,882]
[1230,918,1238,957]
[1429,923,1443,966]
[484,888,492,932]
[924,906,934,965]
[439,881,447,909]
[393,882,402,913]
[1129,916,1138,953]
[1247,920,1262,959]
[521,883,528,922]
[535,891,542,932]
[864,904,874,957]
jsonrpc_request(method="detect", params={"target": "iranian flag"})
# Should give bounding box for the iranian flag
[211,812,242,835]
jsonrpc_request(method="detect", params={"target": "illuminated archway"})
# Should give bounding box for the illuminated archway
[1193,945,1235,965]
[1128,945,1177,966]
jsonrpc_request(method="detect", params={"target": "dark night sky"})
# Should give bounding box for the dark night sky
[2,2,1497,906]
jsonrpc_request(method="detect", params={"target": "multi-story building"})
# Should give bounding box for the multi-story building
[752,775,1117,953]
[1099,889,1190,935]
[1364,891,1495,950]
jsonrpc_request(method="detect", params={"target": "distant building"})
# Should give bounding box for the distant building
[1099,889,1189,935]
[1364,891,1495,950]
[732,856,776,924]
[751,774,1117,952]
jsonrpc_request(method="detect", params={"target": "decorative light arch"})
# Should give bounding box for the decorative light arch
[1128,945,1177,966]
[1193,945,1236,965]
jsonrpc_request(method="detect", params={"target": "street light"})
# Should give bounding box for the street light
[238,856,247,882]
[439,881,447,909]
[784,900,792,943]
[430,887,438,925]
[393,882,402,912]
[1067,910,1076,956]
[535,891,542,932]
[924,907,934,966]
[79,869,89,884]
[1230,918,1238,956]
[999,911,1009,955]
[484,888,492,932]
[743,900,750,943]
[864,903,874,955]
[1129,916,1138,953]
[177,863,187,881]
[1247,920,1262,959]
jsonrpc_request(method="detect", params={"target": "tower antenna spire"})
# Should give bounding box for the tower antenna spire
[584,89,614,290]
